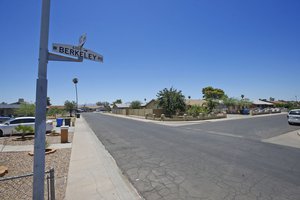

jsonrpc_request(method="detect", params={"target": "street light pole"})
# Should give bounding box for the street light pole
[73,78,79,112]
[33,0,50,199]
[75,83,78,110]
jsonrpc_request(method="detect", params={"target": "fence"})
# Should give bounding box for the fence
[0,168,55,200]
[112,108,164,117]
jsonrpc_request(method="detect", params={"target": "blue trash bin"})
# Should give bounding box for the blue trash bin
[56,118,63,127]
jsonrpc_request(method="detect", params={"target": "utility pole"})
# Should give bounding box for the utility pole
[33,0,50,199]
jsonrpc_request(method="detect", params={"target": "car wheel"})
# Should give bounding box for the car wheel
[0,130,3,137]
[288,122,293,125]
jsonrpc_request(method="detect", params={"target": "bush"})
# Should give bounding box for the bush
[15,103,35,116]
[15,125,34,139]
[157,87,186,117]
[187,105,208,117]
[47,107,65,117]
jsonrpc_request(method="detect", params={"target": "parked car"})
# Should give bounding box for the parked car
[0,116,11,123]
[240,108,250,115]
[287,109,300,125]
[0,117,53,137]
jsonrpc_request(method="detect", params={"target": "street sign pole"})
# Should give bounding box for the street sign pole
[33,1,102,198]
[33,0,50,199]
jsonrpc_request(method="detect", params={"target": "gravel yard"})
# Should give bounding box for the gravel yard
[0,133,73,200]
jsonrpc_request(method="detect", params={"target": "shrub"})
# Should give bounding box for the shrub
[187,105,208,117]
[15,125,34,140]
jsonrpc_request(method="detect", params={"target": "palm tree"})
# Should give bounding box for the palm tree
[72,78,78,111]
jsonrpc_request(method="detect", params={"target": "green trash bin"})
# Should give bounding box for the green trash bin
[76,113,80,118]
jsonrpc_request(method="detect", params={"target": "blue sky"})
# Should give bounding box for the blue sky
[1,0,299,105]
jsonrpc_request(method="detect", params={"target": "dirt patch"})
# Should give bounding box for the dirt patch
[0,149,71,200]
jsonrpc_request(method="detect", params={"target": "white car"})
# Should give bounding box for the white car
[0,117,53,137]
[287,109,300,125]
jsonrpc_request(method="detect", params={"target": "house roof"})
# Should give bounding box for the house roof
[252,100,274,105]
[144,99,156,106]
[0,104,20,109]
[84,105,104,109]
[48,105,65,109]
[114,103,130,108]
[185,99,206,106]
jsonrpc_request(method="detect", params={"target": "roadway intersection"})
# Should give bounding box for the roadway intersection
[83,113,300,200]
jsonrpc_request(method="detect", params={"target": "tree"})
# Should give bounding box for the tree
[202,86,226,100]
[72,78,78,84]
[130,101,142,109]
[103,102,111,111]
[239,98,252,109]
[15,103,35,116]
[204,99,219,113]
[47,107,64,117]
[157,87,186,117]
[223,97,239,107]
[202,86,227,113]
[47,97,51,106]
[64,100,76,117]
[241,94,245,99]
[96,101,111,111]
[96,102,102,106]
[113,99,122,105]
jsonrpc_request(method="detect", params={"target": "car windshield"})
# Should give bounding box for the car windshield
[289,111,300,115]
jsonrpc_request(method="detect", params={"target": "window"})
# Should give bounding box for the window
[290,111,300,115]
[22,118,35,123]
[10,119,22,124]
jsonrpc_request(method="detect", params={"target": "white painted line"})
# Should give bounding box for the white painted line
[206,130,244,138]
[184,127,244,138]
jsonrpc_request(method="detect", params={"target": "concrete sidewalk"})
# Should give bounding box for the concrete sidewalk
[101,112,287,127]
[262,129,300,149]
[65,117,142,200]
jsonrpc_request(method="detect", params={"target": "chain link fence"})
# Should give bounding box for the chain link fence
[0,168,55,200]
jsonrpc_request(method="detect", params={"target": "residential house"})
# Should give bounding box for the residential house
[185,99,206,108]
[112,103,131,115]
[0,99,25,117]
[252,100,274,109]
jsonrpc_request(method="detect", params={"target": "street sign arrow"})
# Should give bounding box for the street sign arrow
[52,43,103,62]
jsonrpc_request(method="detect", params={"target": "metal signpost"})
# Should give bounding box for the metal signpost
[33,0,103,199]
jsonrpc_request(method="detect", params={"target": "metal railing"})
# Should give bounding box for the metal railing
[0,168,55,200]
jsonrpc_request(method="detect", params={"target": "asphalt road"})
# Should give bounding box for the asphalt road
[83,113,300,200]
